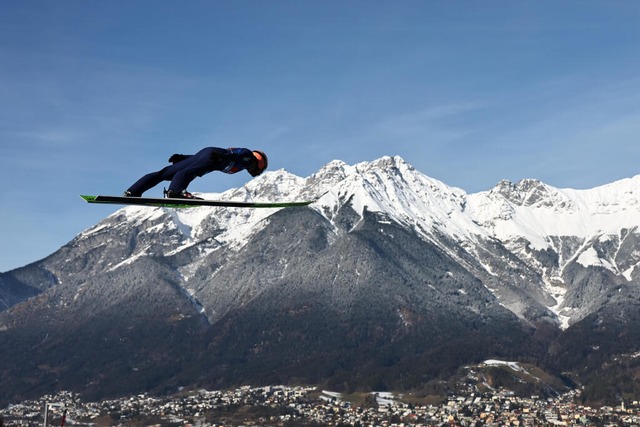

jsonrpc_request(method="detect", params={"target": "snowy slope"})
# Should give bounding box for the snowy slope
[313,157,484,243]
[81,156,640,258]
[467,176,640,249]
[84,156,640,329]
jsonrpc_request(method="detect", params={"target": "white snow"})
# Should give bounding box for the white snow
[374,392,397,406]
[467,176,640,249]
[623,265,637,281]
[107,248,150,272]
[576,247,616,272]
[81,156,640,329]
[89,160,640,263]
[482,359,523,372]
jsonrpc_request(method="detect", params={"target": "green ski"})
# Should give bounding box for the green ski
[80,195,315,209]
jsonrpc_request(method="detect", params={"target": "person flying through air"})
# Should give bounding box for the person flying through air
[123,147,268,199]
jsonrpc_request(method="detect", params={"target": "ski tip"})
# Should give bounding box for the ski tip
[80,195,97,203]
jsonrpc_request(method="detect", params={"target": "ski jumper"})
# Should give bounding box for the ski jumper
[126,147,256,197]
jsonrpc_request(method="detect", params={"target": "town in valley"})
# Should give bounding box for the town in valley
[2,385,639,426]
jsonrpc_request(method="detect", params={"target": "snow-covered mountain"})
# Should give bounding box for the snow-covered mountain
[74,155,639,328]
[1,155,639,404]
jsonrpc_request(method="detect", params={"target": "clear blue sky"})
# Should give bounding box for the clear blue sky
[2,1,640,272]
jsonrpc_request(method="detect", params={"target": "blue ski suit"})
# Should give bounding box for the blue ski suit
[126,147,256,196]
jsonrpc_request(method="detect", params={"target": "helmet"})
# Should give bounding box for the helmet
[248,150,268,177]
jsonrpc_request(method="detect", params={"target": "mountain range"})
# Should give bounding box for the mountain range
[1,156,640,405]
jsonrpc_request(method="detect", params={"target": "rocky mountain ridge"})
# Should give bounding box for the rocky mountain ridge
[1,156,639,404]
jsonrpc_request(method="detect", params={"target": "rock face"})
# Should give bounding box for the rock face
[1,156,639,404]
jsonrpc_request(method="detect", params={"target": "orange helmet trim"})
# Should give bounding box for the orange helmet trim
[253,151,267,171]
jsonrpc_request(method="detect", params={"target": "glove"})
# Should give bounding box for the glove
[168,154,188,164]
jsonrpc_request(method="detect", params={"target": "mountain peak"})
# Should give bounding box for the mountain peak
[306,160,353,190]
[358,155,410,170]
[490,178,572,209]
[243,168,305,197]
